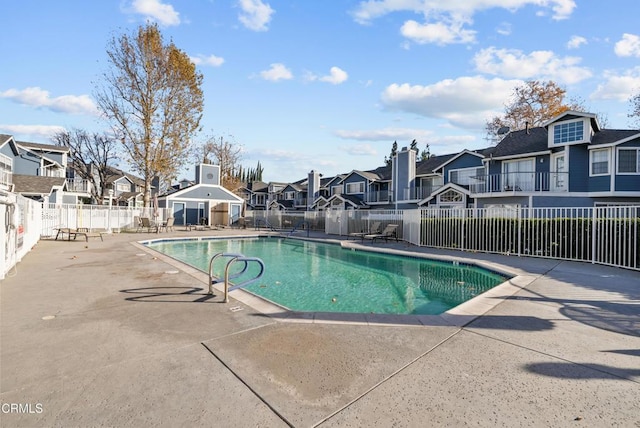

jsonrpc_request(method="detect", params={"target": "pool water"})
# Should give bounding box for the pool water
[146,238,509,315]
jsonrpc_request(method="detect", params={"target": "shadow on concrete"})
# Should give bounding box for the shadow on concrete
[525,361,640,381]
[119,286,222,303]
[501,290,639,337]
[259,311,556,330]
[602,349,640,357]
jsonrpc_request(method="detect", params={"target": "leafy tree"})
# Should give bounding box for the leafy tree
[95,23,204,206]
[52,128,119,204]
[384,141,398,166]
[630,90,640,128]
[486,80,585,143]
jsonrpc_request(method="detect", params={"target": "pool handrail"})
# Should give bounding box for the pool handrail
[208,252,246,294]
[224,256,265,303]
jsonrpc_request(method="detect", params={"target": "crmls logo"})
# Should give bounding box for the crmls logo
[1,402,44,414]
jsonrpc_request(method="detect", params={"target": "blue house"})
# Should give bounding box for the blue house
[157,163,245,227]
[238,111,640,212]
[472,111,640,208]
[0,135,69,203]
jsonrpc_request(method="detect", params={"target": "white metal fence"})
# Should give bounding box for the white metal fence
[280,206,639,271]
[414,206,639,271]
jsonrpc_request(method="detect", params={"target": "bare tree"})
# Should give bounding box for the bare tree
[95,23,204,206]
[52,128,119,204]
[630,90,640,128]
[486,80,585,143]
[196,133,244,191]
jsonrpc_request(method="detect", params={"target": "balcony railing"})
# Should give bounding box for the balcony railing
[397,185,443,201]
[66,178,92,193]
[0,170,12,189]
[294,197,307,206]
[469,172,569,194]
[364,190,391,203]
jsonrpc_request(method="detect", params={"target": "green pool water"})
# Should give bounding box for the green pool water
[146,237,509,315]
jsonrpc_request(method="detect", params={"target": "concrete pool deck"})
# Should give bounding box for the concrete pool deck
[1,229,639,427]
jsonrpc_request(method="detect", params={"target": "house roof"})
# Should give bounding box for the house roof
[104,166,145,187]
[16,140,69,153]
[12,174,66,196]
[591,129,640,145]
[490,127,549,158]
[416,153,457,175]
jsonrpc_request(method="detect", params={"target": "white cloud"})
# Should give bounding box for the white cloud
[334,127,434,142]
[320,67,349,85]
[0,87,99,116]
[190,54,225,67]
[473,47,592,84]
[380,76,522,129]
[339,144,378,156]
[496,22,512,36]
[0,124,66,139]
[130,0,180,26]
[238,0,274,32]
[351,0,576,45]
[567,35,587,49]
[590,67,640,102]
[259,63,293,81]
[400,19,475,45]
[614,33,640,58]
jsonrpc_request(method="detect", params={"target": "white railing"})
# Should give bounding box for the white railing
[66,178,92,193]
[0,194,42,279]
[0,170,12,189]
[469,172,569,194]
[40,204,170,237]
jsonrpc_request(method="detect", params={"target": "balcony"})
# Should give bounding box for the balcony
[469,172,569,194]
[0,169,12,190]
[364,190,391,203]
[294,197,307,206]
[397,185,443,201]
[66,178,92,194]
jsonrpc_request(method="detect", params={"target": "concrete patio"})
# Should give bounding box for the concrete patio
[1,229,638,427]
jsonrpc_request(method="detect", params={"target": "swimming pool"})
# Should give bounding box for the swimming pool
[145,237,509,315]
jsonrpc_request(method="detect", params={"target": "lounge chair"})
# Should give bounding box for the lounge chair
[349,221,381,241]
[54,227,105,242]
[363,224,399,242]
[139,217,157,233]
[157,217,175,232]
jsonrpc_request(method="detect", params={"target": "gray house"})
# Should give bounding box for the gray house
[157,163,245,227]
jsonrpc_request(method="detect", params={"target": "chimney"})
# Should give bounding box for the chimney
[307,170,320,210]
[393,146,416,202]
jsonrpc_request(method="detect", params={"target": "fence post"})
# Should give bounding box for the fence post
[591,207,597,265]
[517,206,522,257]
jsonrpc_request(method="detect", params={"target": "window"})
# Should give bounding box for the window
[553,120,584,144]
[0,153,12,187]
[331,185,342,195]
[116,182,130,192]
[590,149,609,176]
[284,191,295,200]
[449,167,484,186]
[618,148,640,174]
[439,189,463,203]
[346,181,365,194]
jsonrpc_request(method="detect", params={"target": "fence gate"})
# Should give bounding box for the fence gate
[325,210,348,235]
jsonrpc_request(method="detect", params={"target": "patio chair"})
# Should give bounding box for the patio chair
[140,217,157,233]
[158,217,174,233]
[349,221,381,241]
[363,224,398,243]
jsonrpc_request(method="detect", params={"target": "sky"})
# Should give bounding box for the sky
[1,0,640,183]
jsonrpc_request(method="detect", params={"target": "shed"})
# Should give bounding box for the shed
[157,164,245,227]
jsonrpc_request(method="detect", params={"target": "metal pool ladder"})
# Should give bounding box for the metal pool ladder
[208,252,265,303]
